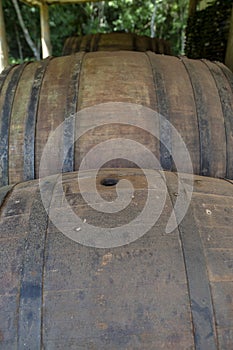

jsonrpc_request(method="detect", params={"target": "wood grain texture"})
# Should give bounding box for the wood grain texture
[0,52,233,184]
[0,169,233,348]
[62,33,172,56]
[0,64,27,187]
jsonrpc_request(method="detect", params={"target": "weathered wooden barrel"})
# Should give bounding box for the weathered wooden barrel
[62,32,172,55]
[0,168,233,349]
[1,52,233,186]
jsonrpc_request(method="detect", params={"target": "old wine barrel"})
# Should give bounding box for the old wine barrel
[1,52,233,186]
[0,168,233,349]
[62,32,172,55]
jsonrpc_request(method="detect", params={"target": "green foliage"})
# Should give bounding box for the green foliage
[103,0,155,35]
[50,4,81,55]
[3,0,40,61]
[3,0,189,60]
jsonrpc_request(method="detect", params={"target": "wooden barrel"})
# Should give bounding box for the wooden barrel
[0,168,233,349]
[1,52,233,186]
[62,32,172,55]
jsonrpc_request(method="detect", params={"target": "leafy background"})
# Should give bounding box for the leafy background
[3,0,189,63]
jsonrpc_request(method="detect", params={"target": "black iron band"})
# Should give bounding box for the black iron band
[17,178,57,349]
[0,65,15,94]
[23,58,51,181]
[181,58,211,177]
[92,33,101,51]
[0,63,27,187]
[146,52,173,171]
[63,53,84,173]
[166,173,218,350]
[0,184,15,210]
[215,61,233,179]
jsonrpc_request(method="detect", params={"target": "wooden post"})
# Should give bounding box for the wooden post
[40,3,52,59]
[0,0,8,72]
[188,0,199,17]
[225,4,233,72]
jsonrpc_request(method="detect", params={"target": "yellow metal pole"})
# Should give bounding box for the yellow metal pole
[40,3,52,58]
[0,0,9,72]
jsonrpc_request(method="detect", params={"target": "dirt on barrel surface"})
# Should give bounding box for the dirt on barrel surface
[0,52,233,185]
[0,168,232,349]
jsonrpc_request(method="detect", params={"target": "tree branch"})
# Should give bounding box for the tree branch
[11,0,40,60]
[151,0,157,38]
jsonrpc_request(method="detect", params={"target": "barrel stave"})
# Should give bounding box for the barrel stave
[0,169,233,348]
[1,53,233,183]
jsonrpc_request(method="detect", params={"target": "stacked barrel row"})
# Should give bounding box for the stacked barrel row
[1,52,233,186]
[62,32,172,55]
[1,32,233,349]
[1,169,233,349]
